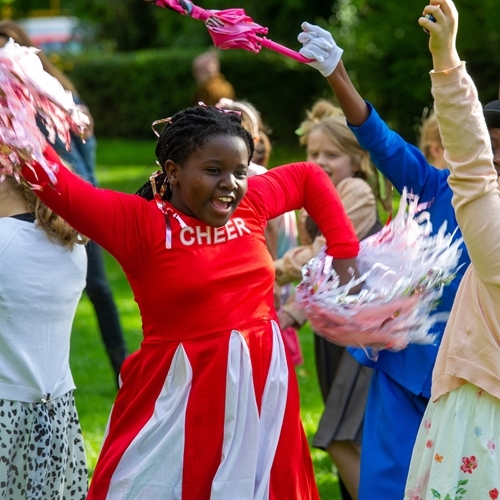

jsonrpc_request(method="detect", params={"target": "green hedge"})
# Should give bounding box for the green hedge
[65,48,331,144]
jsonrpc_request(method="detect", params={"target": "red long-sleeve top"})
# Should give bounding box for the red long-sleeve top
[24,145,358,342]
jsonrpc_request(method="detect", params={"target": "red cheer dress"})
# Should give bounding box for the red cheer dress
[26,145,358,500]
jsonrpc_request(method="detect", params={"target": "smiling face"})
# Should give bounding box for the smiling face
[306,128,357,186]
[166,134,249,227]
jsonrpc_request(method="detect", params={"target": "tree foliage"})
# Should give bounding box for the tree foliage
[10,0,500,143]
[325,0,500,140]
[58,0,336,52]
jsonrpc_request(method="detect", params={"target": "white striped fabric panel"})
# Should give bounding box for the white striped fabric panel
[211,326,289,500]
[211,330,260,499]
[253,321,289,500]
[106,344,192,500]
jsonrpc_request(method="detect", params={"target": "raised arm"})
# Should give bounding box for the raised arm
[297,22,449,200]
[297,22,368,126]
[247,162,359,286]
[21,143,158,272]
[425,0,500,280]
[275,176,376,285]
[325,61,369,126]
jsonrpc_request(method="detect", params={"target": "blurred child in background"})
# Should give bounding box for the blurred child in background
[276,99,385,500]
[192,49,235,106]
[419,110,447,169]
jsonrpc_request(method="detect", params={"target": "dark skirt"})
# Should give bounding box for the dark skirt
[312,334,373,448]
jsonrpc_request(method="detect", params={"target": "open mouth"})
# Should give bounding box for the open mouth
[211,196,233,212]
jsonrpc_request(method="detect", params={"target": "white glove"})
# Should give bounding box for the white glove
[298,22,343,77]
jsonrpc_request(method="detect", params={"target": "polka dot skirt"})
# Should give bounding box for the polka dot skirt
[0,391,87,499]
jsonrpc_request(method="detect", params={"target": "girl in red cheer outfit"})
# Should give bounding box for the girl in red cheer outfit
[23,105,359,499]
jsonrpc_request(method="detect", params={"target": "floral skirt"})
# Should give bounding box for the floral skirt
[0,391,88,500]
[405,383,500,500]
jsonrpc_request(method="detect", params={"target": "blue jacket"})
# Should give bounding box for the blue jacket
[347,103,470,398]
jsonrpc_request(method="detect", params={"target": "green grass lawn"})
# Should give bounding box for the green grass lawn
[73,138,394,499]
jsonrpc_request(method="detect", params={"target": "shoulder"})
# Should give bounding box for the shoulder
[337,177,374,200]
[0,216,36,233]
[248,162,268,177]
[0,217,23,242]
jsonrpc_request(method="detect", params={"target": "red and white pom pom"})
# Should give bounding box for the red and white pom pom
[0,39,89,187]
[295,188,463,355]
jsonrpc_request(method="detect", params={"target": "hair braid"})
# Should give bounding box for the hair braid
[137,106,254,201]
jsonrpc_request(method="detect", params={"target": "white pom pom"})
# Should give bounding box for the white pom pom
[296,188,463,355]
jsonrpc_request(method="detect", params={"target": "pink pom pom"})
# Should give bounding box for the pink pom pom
[296,189,463,355]
[0,40,89,188]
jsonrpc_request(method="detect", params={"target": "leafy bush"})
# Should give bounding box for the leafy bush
[66,48,330,144]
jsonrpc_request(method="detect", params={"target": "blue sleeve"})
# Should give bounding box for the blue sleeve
[349,103,450,204]
[346,103,471,398]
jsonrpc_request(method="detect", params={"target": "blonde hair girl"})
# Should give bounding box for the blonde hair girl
[299,99,391,212]
[277,99,387,499]
[418,110,447,169]
[0,174,88,498]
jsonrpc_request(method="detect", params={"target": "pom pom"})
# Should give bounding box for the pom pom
[0,39,89,187]
[295,188,463,356]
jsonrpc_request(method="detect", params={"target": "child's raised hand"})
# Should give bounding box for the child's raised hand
[297,22,343,77]
[419,0,460,72]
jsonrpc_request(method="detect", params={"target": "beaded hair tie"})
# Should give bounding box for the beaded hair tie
[149,169,186,249]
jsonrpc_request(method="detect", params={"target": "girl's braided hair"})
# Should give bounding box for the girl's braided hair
[136,105,255,201]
